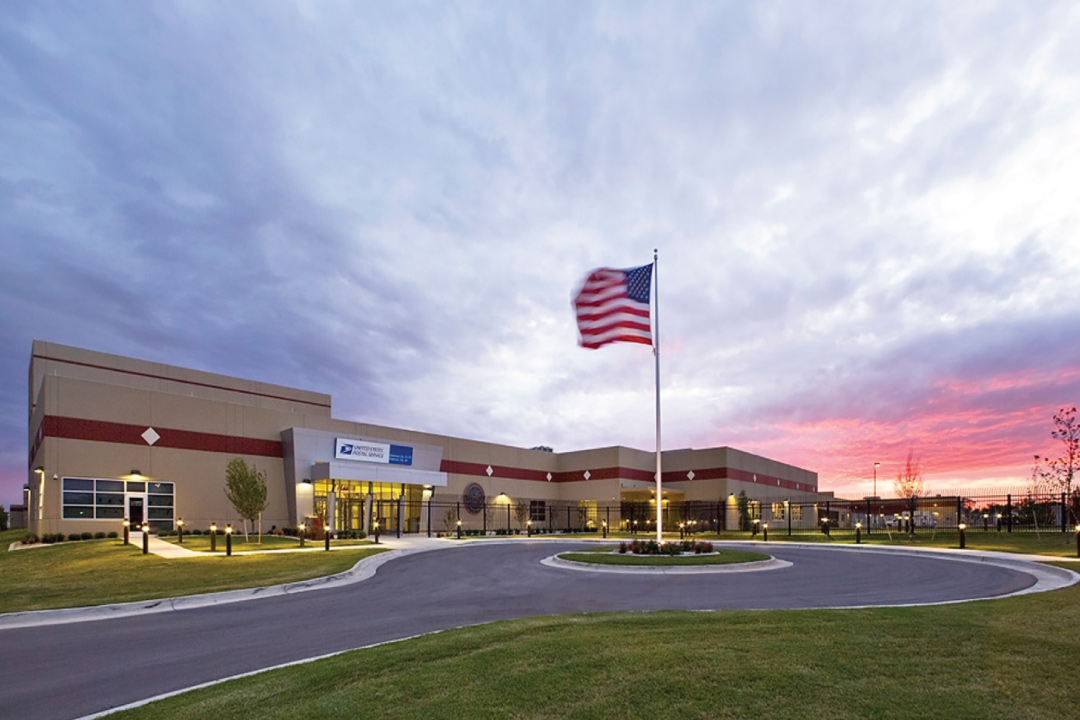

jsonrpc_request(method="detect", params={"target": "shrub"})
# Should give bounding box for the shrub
[618,542,628,554]
[80,532,93,540]
[68,533,83,542]
[190,528,203,535]
[107,531,118,539]
[22,533,38,544]
[94,532,106,539]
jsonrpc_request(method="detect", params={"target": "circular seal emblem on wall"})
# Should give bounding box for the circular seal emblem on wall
[462,482,486,514]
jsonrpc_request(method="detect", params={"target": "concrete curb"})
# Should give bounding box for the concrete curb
[542,553,792,574]
[0,544,437,630]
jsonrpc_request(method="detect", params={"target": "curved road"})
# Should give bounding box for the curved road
[0,541,1059,720]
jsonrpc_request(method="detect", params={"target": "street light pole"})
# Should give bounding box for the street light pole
[873,462,880,499]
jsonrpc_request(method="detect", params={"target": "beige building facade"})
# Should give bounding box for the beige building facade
[27,341,827,538]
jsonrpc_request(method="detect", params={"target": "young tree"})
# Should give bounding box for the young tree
[894,450,925,499]
[514,500,529,530]
[737,490,751,531]
[1032,406,1080,527]
[224,457,268,540]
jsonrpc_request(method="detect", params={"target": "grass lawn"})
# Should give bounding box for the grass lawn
[106,562,1080,720]
[158,534,353,552]
[558,547,768,566]
[0,530,385,613]
[702,529,1080,557]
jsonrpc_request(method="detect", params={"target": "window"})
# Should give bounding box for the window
[772,502,786,521]
[529,500,546,521]
[60,477,175,524]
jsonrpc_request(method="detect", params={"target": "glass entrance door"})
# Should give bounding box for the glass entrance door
[128,495,145,525]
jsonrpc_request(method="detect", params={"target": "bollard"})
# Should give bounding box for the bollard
[763,523,768,542]
[325,528,331,551]
[680,522,685,540]
[299,522,306,548]
[602,520,607,539]
[141,523,149,555]
[456,519,462,539]
[225,524,233,556]
[1076,526,1079,558]
[123,518,130,546]
[374,521,380,544]
[527,519,533,538]
[210,522,217,552]
[856,522,862,544]
[959,523,966,549]
[177,518,184,544]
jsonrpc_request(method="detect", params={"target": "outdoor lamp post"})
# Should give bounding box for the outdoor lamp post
[679,522,685,540]
[373,520,380,544]
[983,513,989,531]
[298,522,306,548]
[225,524,233,556]
[122,518,130,545]
[602,519,607,539]
[856,521,862,544]
[527,519,533,537]
[141,522,149,555]
[959,523,967,549]
[996,513,1002,532]
[752,518,760,537]
[210,522,218,552]
[456,518,462,539]
[763,523,769,542]
[177,518,184,544]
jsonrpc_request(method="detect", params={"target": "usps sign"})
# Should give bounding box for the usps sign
[335,438,413,466]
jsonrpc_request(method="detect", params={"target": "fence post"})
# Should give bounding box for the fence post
[506,501,511,533]
[1007,494,1012,533]
[788,501,792,537]
[1063,492,1068,534]
[956,496,962,530]
[483,502,488,535]
[866,498,871,536]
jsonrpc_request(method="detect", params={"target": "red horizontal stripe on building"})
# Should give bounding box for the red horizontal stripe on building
[41,416,284,458]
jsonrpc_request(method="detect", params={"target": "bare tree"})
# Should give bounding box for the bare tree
[894,450,925,499]
[1032,406,1080,526]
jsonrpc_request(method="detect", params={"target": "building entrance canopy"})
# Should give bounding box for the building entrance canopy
[310,461,448,487]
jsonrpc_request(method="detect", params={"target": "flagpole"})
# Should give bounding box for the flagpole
[653,248,662,543]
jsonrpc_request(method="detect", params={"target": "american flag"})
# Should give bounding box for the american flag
[573,263,653,349]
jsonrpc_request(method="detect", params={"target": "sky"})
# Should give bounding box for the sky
[2,1,1079,507]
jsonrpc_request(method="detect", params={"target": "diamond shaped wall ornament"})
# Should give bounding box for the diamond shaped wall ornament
[753,474,757,482]
[687,470,695,481]
[141,427,160,446]
[486,465,493,477]
[583,470,591,481]
[546,472,552,482]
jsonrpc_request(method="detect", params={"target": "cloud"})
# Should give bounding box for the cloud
[1,1,1079,504]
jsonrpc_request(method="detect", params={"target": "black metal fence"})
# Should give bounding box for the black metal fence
[334,488,1080,538]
